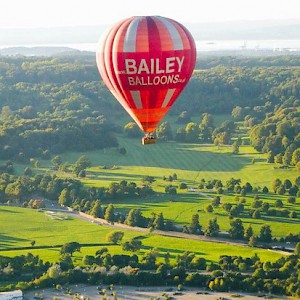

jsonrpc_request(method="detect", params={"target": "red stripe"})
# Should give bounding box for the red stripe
[147,17,162,57]
[136,17,149,52]
[154,17,174,51]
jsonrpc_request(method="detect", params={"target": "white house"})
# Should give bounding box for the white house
[0,290,23,300]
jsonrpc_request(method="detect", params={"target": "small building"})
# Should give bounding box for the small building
[0,290,23,300]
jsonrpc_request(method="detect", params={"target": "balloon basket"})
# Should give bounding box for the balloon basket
[142,137,156,145]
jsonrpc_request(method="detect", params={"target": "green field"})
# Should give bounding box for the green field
[32,136,298,238]
[10,135,298,238]
[53,137,298,191]
[2,131,299,265]
[0,207,284,263]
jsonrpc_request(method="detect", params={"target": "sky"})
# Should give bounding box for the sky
[0,0,300,28]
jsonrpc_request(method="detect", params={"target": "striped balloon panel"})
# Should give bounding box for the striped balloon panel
[97,16,196,133]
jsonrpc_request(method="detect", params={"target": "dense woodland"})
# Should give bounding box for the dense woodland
[0,55,299,167]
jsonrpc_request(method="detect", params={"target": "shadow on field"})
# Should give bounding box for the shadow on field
[88,170,145,181]
[86,142,253,172]
[0,233,27,248]
[0,208,21,213]
[141,245,205,257]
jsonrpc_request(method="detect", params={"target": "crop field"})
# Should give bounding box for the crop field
[0,206,284,263]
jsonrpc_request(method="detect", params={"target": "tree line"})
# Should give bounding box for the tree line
[1,241,300,297]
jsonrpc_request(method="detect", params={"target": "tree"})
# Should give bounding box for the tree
[124,122,141,137]
[104,204,115,222]
[212,196,221,207]
[156,121,173,141]
[90,200,103,218]
[185,122,199,142]
[204,218,219,237]
[273,178,282,193]
[262,186,269,194]
[291,148,300,166]
[228,218,244,239]
[60,242,81,256]
[283,179,292,190]
[51,155,63,169]
[232,142,239,154]
[24,167,33,176]
[188,214,202,234]
[248,236,257,247]
[244,224,254,241]
[106,231,124,244]
[252,209,261,219]
[125,209,144,227]
[259,225,272,243]
[119,147,127,155]
[47,264,62,279]
[58,188,71,206]
[74,155,91,176]
[287,196,296,204]
[83,255,95,265]
[122,238,142,252]
[294,242,300,256]
[205,204,214,213]
[176,111,191,124]
[153,212,165,230]
[179,182,188,189]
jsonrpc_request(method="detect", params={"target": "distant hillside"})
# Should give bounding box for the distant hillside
[0,46,85,56]
[0,19,299,46]
[188,19,300,40]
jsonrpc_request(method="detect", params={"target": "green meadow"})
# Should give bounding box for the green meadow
[2,131,299,264]
[54,136,298,191]
[0,207,284,263]
[35,136,298,238]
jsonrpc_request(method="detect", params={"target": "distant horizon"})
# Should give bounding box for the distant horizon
[1,0,300,29]
[1,18,300,30]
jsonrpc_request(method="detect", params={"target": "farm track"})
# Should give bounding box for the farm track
[44,206,256,249]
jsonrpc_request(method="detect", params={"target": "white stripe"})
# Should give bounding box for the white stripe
[162,89,176,107]
[156,16,183,50]
[123,17,140,52]
[130,90,143,109]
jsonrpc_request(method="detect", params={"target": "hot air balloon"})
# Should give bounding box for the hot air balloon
[96,16,196,144]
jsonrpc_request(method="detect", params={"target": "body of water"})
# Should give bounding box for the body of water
[1,39,300,52]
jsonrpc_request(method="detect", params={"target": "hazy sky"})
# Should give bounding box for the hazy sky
[1,0,300,28]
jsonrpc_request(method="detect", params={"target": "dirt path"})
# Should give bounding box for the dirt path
[44,201,293,252]
[48,206,251,248]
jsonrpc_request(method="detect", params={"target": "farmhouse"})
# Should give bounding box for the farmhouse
[0,290,23,300]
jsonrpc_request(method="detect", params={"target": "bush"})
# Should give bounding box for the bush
[287,196,296,204]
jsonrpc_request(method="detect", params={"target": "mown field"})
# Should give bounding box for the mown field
[59,137,298,190]
[0,206,284,264]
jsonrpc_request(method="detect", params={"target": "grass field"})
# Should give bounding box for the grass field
[36,136,298,237]
[9,135,298,238]
[53,137,298,191]
[0,206,285,263]
[104,192,300,237]
[1,125,298,265]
